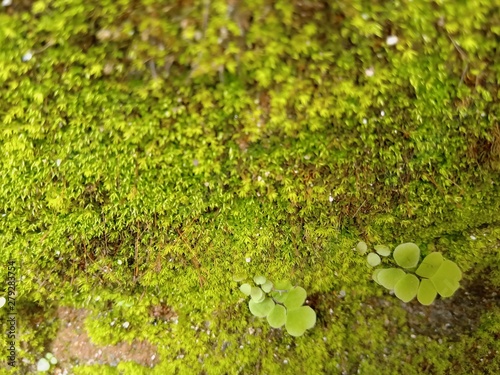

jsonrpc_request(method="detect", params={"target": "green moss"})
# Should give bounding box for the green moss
[0,0,499,373]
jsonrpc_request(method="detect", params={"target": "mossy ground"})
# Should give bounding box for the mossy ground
[0,0,499,374]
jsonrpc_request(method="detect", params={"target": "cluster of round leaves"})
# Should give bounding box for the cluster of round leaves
[37,353,57,372]
[356,242,462,305]
[233,274,316,337]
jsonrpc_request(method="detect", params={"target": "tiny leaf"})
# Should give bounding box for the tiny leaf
[377,268,406,290]
[267,304,286,328]
[283,286,307,309]
[393,243,420,269]
[417,279,438,305]
[253,275,267,285]
[374,245,391,257]
[37,358,50,372]
[261,280,273,293]
[394,274,420,302]
[367,253,381,267]
[372,269,383,284]
[249,298,275,318]
[416,252,444,278]
[250,287,264,302]
[285,306,316,337]
[356,241,368,255]
[239,283,252,296]
[430,276,460,298]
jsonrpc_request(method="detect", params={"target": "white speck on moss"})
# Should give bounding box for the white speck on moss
[381,110,385,117]
[245,257,251,263]
[365,67,374,77]
[362,118,367,124]
[56,159,61,167]
[2,0,12,6]
[470,235,476,240]
[22,51,33,62]
[122,321,130,328]
[329,196,334,202]
[386,35,399,46]
[117,259,122,265]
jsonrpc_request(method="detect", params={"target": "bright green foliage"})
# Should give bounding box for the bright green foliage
[374,245,391,257]
[0,0,499,372]
[393,243,421,269]
[365,242,463,304]
[285,306,317,337]
[283,287,307,309]
[430,260,463,298]
[249,298,275,318]
[416,252,444,278]
[377,268,406,290]
[250,287,264,303]
[239,283,252,296]
[267,305,287,328]
[253,275,267,285]
[356,241,368,255]
[237,275,316,337]
[417,279,438,306]
[366,253,381,267]
[394,274,420,303]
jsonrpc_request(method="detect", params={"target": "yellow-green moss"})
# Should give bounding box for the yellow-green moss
[0,0,499,373]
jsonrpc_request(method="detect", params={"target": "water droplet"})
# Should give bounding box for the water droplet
[386,35,399,46]
[22,51,33,62]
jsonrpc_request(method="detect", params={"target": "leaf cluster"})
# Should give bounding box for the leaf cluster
[361,242,462,305]
[234,274,316,337]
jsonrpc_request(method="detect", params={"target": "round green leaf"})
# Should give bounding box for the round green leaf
[232,273,247,282]
[283,286,307,309]
[394,274,420,303]
[416,252,444,278]
[367,253,381,267]
[356,241,368,255]
[374,245,391,257]
[261,280,274,293]
[37,358,50,372]
[0,296,6,308]
[285,306,316,337]
[250,287,264,302]
[377,268,406,290]
[239,283,252,296]
[253,275,267,285]
[249,298,275,318]
[434,260,462,281]
[417,279,437,305]
[430,276,460,298]
[49,357,58,365]
[267,304,286,328]
[372,269,383,284]
[393,243,421,269]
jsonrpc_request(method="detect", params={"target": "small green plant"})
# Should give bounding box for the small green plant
[233,274,316,337]
[358,242,462,305]
[37,352,58,372]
